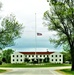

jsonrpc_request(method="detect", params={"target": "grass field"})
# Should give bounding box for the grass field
[0,69,6,73]
[59,69,74,75]
[0,63,71,68]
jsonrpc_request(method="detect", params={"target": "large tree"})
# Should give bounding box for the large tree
[0,2,22,49]
[44,0,74,71]
[0,14,23,49]
[2,49,14,63]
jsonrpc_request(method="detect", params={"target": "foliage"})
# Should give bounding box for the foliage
[0,69,6,73]
[43,57,49,63]
[24,58,30,63]
[44,0,74,71]
[0,2,2,9]
[60,69,74,75]
[0,14,23,49]
[0,61,2,65]
[2,58,6,62]
[2,49,14,63]
[0,63,71,67]
[62,43,71,63]
[0,53,2,61]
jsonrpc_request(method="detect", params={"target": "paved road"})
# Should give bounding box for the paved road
[0,66,71,75]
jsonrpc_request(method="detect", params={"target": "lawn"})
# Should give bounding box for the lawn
[58,69,74,75]
[0,69,6,73]
[0,63,71,68]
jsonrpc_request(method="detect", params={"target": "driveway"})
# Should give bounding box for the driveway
[0,66,71,75]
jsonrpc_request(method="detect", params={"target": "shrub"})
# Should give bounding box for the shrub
[0,61,2,65]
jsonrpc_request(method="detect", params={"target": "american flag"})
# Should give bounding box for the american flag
[37,33,42,36]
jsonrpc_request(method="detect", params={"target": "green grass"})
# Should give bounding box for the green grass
[59,69,74,75]
[0,69,6,73]
[0,63,71,68]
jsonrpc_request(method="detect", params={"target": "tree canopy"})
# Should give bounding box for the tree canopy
[44,0,74,71]
[0,14,23,49]
[2,49,14,63]
[62,43,71,63]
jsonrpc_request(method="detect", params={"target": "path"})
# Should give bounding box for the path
[0,66,71,75]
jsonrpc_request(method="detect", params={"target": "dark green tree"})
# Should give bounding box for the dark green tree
[2,49,14,63]
[0,14,23,49]
[24,58,30,63]
[44,0,74,71]
[62,43,71,63]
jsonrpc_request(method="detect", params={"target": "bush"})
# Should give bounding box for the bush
[0,61,2,65]
[24,58,30,63]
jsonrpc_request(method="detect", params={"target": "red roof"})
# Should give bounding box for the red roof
[20,52,54,55]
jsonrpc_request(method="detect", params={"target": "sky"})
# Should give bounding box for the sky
[1,0,62,52]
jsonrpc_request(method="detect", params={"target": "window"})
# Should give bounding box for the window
[20,55,22,57]
[59,59,61,61]
[55,55,57,57]
[32,55,34,57]
[52,55,53,57]
[25,55,27,57]
[13,59,14,61]
[52,59,53,61]
[36,55,38,57]
[29,55,30,57]
[40,55,42,57]
[55,59,57,61]
[59,55,61,57]
[20,59,22,61]
[44,55,45,57]
[47,55,49,57]
[17,59,18,61]
[17,55,18,57]
[13,55,14,57]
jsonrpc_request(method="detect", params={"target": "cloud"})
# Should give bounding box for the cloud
[1,0,62,52]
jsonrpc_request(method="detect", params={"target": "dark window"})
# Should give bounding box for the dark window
[55,59,57,61]
[36,55,38,57]
[44,55,45,57]
[13,55,14,57]
[47,55,49,57]
[25,55,27,57]
[59,59,61,61]
[20,55,22,57]
[52,55,53,57]
[40,55,42,57]
[17,59,18,61]
[20,59,22,61]
[17,55,18,57]
[59,55,61,57]
[32,55,34,57]
[13,59,14,61]
[52,59,53,61]
[29,55,30,57]
[55,55,57,57]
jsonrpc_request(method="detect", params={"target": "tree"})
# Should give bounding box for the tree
[2,49,14,63]
[0,14,23,49]
[24,58,30,63]
[62,43,71,63]
[0,2,2,9]
[44,0,74,71]
[43,56,49,63]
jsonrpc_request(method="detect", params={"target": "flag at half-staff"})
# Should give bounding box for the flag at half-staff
[37,33,42,36]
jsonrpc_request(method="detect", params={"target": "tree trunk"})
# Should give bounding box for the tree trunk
[71,46,74,71]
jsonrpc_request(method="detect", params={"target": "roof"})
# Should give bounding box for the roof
[20,52,54,55]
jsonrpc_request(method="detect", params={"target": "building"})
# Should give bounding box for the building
[11,51,63,63]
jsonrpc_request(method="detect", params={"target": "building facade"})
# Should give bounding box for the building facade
[11,52,63,63]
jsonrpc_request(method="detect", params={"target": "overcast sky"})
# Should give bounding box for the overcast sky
[1,0,62,52]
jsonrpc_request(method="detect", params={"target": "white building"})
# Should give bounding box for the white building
[11,51,63,63]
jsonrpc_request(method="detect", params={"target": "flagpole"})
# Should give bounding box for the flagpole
[35,13,37,61]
